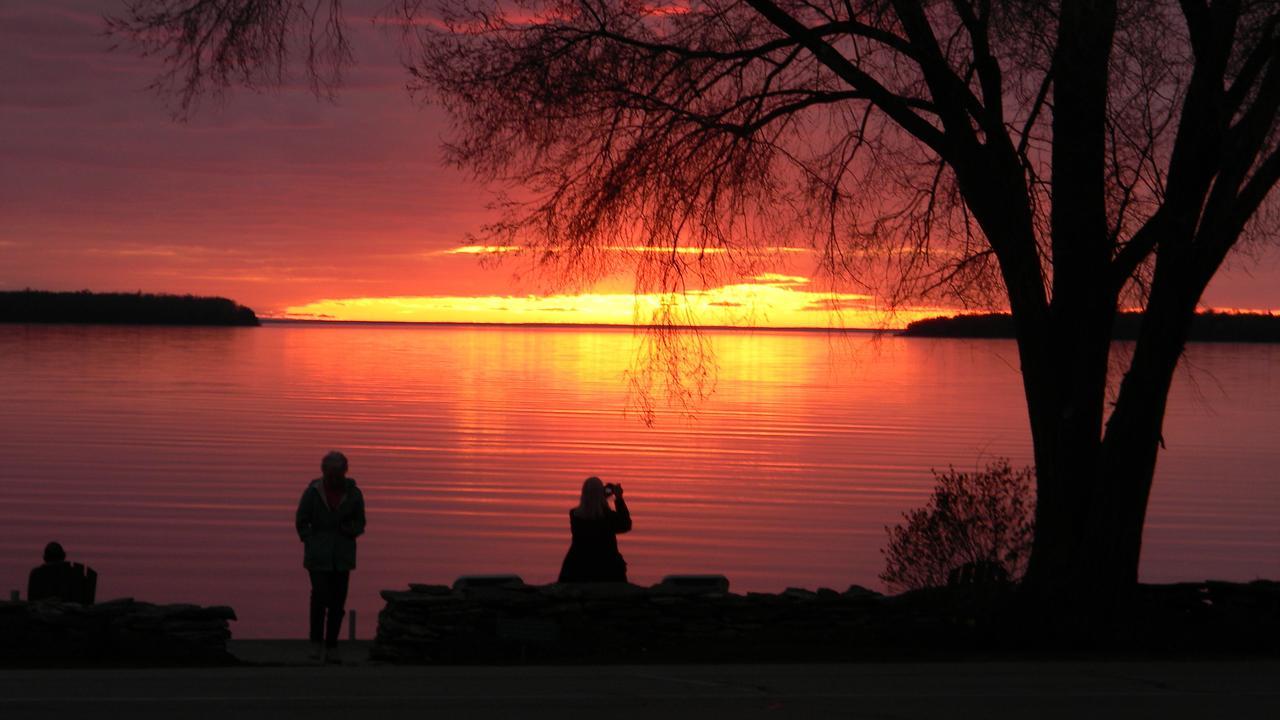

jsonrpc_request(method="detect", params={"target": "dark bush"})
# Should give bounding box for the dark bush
[880,460,1035,592]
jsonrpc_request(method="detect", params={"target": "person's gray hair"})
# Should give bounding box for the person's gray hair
[321,450,348,472]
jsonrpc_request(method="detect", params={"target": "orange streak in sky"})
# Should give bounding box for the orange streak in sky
[280,278,955,329]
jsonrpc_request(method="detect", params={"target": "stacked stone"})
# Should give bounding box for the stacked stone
[374,577,1280,663]
[372,576,939,663]
[0,598,236,664]
[1128,580,1280,652]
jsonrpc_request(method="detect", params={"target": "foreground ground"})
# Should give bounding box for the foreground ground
[1,646,1276,720]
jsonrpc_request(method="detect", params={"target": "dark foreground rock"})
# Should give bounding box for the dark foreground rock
[373,578,1280,663]
[0,598,237,665]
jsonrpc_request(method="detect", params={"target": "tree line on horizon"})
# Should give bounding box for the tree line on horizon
[0,290,260,326]
[903,309,1280,341]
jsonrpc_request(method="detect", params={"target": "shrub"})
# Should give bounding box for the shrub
[880,459,1035,593]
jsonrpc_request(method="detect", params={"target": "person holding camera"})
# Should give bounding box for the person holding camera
[557,476,632,582]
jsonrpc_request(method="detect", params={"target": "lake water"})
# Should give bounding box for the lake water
[1,322,1277,637]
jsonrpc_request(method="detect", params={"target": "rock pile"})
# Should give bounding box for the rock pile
[0,598,236,664]
[373,577,1280,663]
[1126,580,1280,652]
[374,576,971,663]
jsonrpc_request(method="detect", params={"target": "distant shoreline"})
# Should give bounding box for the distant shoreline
[265,314,1280,342]
[7,297,1274,339]
[901,311,1280,343]
[0,290,259,327]
[262,317,889,333]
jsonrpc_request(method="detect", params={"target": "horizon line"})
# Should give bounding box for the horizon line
[260,317,899,333]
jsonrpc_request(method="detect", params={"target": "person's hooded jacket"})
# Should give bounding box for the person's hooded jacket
[295,477,366,571]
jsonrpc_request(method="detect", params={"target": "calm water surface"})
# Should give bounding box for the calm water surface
[1,322,1277,637]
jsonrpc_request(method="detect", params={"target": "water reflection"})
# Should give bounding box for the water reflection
[0,322,1276,637]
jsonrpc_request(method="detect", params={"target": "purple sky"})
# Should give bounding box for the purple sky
[2,0,1279,319]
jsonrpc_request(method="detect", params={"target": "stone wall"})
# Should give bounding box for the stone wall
[375,578,984,663]
[373,578,1280,663]
[0,598,236,665]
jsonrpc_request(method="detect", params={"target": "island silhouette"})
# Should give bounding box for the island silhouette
[0,290,259,326]
[901,311,1280,343]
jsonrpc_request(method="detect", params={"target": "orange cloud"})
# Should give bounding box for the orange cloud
[281,280,952,329]
[751,273,810,285]
[442,245,523,255]
[440,244,810,257]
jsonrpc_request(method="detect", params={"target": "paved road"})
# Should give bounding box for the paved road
[1,662,1277,719]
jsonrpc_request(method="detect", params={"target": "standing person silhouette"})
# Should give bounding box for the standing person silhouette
[557,476,632,583]
[295,451,366,662]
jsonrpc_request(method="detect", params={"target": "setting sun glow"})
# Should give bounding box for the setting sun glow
[282,275,954,328]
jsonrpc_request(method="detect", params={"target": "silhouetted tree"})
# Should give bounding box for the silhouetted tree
[107,0,351,117]
[881,460,1034,593]
[110,0,1280,611]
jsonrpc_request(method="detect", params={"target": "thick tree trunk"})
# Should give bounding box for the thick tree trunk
[1018,0,1125,621]
[1021,253,1201,626]
[1087,265,1201,600]
[1020,320,1112,605]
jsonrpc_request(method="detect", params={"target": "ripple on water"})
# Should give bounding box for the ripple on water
[0,323,1276,636]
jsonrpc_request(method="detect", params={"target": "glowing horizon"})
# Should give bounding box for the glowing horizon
[278,274,959,328]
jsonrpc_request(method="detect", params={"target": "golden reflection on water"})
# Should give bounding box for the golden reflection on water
[0,323,1277,637]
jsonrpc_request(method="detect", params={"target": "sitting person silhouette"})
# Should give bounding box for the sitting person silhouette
[557,476,632,583]
[27,542,95,603]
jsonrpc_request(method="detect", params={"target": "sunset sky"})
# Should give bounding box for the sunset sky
[3,0,1279,328]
